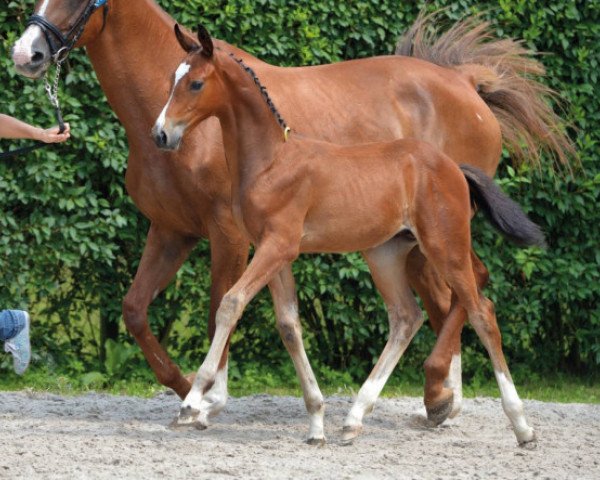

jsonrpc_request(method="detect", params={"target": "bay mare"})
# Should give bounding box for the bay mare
[154,25,544,445]
[11,0,571,430]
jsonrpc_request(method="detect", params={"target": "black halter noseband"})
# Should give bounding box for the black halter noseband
[26,0,108,62]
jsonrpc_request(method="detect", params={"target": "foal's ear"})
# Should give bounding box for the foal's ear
[174,23,200,53]
[196,24,214,58]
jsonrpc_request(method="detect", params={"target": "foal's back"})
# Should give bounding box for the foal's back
[269,136,468,254]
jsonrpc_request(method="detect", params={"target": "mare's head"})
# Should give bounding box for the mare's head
[153,24,219,150]
[12,0,110,78]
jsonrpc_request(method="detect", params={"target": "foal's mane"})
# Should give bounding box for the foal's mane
[225,51,289,134]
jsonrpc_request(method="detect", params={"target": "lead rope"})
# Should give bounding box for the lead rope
[43,59,66,134]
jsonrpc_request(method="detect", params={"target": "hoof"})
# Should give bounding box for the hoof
[518,429,537,450]
[341,425,362,444]
[169,406,209,430]
[426,392,454,426]
[306,437,326,447]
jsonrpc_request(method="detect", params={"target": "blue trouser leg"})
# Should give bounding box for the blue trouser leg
[0,310,26,341]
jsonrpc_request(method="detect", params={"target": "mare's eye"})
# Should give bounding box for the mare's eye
[190,80,204,92]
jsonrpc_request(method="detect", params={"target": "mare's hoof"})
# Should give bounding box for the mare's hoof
[306,437,326,447]
[169,406,209,430]
[425,393,454,426]
[341,425,362,444]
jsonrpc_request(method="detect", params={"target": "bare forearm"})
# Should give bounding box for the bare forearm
[0,114,43,141]
[0,114,70,143]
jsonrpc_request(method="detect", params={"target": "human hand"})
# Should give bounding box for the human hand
[36,123,71,143]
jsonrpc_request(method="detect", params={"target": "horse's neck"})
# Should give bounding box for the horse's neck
[83,0,185,142]
[217,55,286,186]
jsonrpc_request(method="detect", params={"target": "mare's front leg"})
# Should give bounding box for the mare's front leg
[175,236,297,429]
[122,224,198,399]
[269,264,325,444]
[343,238,424,442]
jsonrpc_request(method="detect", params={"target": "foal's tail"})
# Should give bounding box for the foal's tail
[396,11,576,169]
[460,165,546,248]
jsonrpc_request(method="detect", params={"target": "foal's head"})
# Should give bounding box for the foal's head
[152,24,222,150]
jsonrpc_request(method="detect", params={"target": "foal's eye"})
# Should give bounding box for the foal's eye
[190,80,204,92]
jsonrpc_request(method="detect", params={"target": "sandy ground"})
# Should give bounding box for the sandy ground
[0,391,598,480]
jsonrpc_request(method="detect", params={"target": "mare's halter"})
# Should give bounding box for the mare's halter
[0,1,108,159]
[27,0,109,63]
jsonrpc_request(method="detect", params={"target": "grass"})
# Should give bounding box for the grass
[0,367,598,404]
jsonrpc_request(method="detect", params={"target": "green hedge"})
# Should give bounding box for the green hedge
[0,0,598,385]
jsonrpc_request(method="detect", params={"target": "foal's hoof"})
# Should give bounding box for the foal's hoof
[426,393,454,426]
[518,429,537,450]
[305,437,326,447]
[169,406,209,430]
[341,425,363,444]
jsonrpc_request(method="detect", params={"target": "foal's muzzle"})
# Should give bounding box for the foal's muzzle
[152,125,182,151]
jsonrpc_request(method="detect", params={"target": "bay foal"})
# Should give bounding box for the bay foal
[154,25,543,446]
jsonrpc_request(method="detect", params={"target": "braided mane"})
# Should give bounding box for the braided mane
[227,53,289,134]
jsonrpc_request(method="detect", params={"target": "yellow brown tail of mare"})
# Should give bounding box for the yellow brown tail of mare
[396,11,576,169]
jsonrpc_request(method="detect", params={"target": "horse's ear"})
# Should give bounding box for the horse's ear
[174,24,200,53]
[197,24,214,58]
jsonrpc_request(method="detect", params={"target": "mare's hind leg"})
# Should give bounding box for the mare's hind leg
[269,264,325,444]
[122,224,198,399]
[407,249,463,421]
[342,237,424,443]
[413,250,490,425]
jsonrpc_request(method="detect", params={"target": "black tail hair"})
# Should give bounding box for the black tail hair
[460,165,547,248]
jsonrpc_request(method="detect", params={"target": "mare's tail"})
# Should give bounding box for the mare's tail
[459,165,546,247]
[396,11,575,169]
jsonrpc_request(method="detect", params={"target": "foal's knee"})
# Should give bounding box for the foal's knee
[276,314,301,348]
[216,293,245,328]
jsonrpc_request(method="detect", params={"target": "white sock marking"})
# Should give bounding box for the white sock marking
[495,371,535,443]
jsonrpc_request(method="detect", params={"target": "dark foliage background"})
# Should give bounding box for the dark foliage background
[0,0,598,387]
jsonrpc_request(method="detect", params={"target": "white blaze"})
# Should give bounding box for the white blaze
[155,62,190,130]
[39,0,51,15]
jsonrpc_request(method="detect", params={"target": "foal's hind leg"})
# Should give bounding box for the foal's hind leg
[269,265,325,444]
[467,297,536,446]
[342,238,424,443]
[417,217,535,445]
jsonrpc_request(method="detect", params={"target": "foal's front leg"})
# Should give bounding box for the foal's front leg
[174,237,296,429]
[269,265,325,444]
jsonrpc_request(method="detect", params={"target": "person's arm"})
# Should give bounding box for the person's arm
[0,113,70,143]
